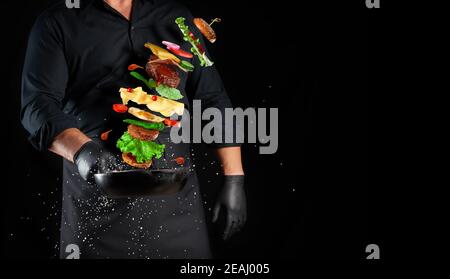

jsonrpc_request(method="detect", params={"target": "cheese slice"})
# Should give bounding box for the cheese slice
[120,87,184,117]
[128,107,165,123]
[144,43,181,64]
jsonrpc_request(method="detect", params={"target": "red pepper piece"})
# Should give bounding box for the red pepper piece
[112,104,128,113]
[167,47,193,58]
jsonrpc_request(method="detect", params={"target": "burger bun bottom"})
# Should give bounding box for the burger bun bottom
[122,153,152,169]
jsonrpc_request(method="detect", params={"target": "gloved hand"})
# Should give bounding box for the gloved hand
[73,141,120,183]
[213,175,247,240]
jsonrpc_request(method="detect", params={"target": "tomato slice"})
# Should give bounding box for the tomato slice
[112,104,128,113]
[164,119,180,127]
[167,47,193,58]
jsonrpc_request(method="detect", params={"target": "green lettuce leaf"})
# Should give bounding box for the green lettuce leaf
[130,71,183,100]
[175,17,214,67]
[116,132,165,163]
[148,79,157,88]
[130,71,156,89]
[156,84,183,100]
[123,119,165,131]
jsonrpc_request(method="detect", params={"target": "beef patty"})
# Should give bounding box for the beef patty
[145,55,180,88]
[127,124,160,141]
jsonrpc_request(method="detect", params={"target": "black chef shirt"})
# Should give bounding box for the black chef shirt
[20,0,238,259]
[21,0,236,152]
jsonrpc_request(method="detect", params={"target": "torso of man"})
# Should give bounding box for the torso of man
[23,0,213,259]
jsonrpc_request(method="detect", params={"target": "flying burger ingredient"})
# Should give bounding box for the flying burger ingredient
[162,41,180,50]
[119,87,184,117]
[127,107,165,123]
[127,124,159,141]
[167,47,193,58]
[164,119,180,127]
[180,60,194,71]
[145,55,180,88]
[147,55,192,73]
[174,157,185,165]
[116,132,165,163]
[123,119,165,131]
[155,84,183,100]
[130,71,157,89]
[193,18,221,43]
[122,152,152,169]
[128,64,143,71]
[112,104,128,113]
[144,43,181,64]
[175,17,214,67]
[130,71,158,89]
[100,129,112,141]
[189,32,205,54]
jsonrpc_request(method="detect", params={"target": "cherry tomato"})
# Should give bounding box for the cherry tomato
[100,130,112,141]
[127,87,133,92]
[174,157,185,165]
[112,104,128,113]
[167,47,193,58]
[152,95,158,101]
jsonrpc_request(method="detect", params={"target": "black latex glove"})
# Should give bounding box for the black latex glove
[73,141,120,183]
[213,175,247,240]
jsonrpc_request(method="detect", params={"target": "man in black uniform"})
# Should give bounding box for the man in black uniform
[21,0,246,259]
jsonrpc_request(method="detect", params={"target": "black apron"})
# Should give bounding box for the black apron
[59,155,211,259]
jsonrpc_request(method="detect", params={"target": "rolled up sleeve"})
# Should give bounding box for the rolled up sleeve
[21,13,79,151]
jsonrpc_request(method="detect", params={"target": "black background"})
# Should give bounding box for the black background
[2,0,376,259]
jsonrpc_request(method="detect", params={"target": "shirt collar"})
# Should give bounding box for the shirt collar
[92,0,152,15]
